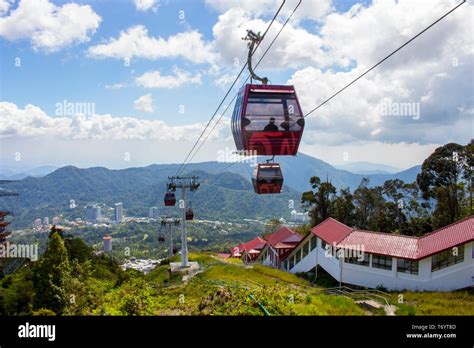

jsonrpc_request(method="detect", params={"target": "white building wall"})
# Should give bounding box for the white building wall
[286,238,473,292]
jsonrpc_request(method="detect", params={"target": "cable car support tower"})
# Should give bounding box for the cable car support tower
[160,216,180,258]
[166,176,200,267]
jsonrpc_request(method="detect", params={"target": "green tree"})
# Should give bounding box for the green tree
[383,179,406,232]
[65,237,92,263]
[32,231,71,314]
[332,188,356,227]
[462,139,473,216]
[119,278,154,316]
[264,218,283,237]
[417,142,469,228]
[301,176,336,226]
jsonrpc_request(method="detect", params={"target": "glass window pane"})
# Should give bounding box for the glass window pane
[302,242,309,258]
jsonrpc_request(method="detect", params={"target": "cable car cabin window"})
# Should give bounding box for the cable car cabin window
[231,91,245,150]
[256,167,283,184]
[244,93,303,132]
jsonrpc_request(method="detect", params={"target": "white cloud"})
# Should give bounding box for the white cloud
[133,94,155,113]
[0,102,230,142]
[0,0,12,16]
[299,141,441,169]
[288,0,473,146]
[87,25,217,65]
[213,73,238,88]
[0,0,101,52]
[135,67,202,89]
[134,0,159,12]
[211,7,329,72]
[205,0,332,21]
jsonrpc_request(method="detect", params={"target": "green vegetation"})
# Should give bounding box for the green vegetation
[1,142,472,316]
[2,233,473,316]
[392,289,474,316]
[32,232,71,313]
[3,168,300,229]
[302,141,472,235]
[9,219,267,263]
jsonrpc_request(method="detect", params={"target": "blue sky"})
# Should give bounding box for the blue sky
[2,0,224,123]
[0,0,472,170]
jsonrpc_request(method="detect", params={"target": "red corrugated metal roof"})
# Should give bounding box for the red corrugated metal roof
[265,226,302,247]
[242,237,267,252]
[311,217,353,244]
[230,237,267,257]
[337,216,474,260]
[338,230,418,259]
[417,215,474,259]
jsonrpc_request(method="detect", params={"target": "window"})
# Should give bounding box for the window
[302,242,309,258]
[345,253,370,266]
[321,240,327,251]
[397,258,419,275]
[244,92,303,132]
[310,235,317,250]
[289,256,295,270]
[283,260,288,271]
[231,91,245,150]
[295,249,301,264]
[372,254,392,270]
[431,245,465,272]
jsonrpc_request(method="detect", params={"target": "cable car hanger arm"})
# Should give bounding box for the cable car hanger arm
[244,30,268,85]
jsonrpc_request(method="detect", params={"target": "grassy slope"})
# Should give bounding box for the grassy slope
[2,252,472,316]
[90,253,474,316]
[391,290,474,316]
[139,253,366,316]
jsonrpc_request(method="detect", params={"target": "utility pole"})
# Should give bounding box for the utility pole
[160,217,180,258]
[167,176,199,268]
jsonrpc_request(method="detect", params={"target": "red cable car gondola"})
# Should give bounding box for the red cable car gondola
[230,30,305,195]
[231,84,305,156]
[185,208,194,221]
[252,163,283,194]
[164,191,176,206]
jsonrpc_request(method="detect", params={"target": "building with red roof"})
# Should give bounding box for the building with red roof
[229,237,267,261]
[281,216,473,291]
[255,226,303,269]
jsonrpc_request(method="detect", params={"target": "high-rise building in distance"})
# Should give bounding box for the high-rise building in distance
[86,205,102,222]
[114,203,123,222]
[149,207,159,219]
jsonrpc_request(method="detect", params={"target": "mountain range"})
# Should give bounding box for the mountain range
[334,161,401,175]
[0,153,421,228]
[0,166,58,180]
